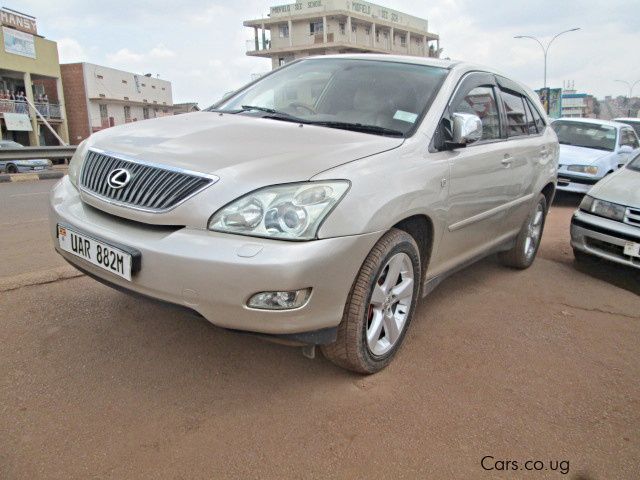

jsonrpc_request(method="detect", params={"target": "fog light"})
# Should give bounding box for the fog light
[247,288,311,310]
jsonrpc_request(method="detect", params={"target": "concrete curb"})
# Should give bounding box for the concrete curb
[0,170,65,183]
[0,265,83,293]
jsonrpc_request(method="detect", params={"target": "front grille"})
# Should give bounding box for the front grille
[79,150,216,212]
[625,207,640,227]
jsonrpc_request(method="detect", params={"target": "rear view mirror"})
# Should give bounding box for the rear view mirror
[451,113,483,146]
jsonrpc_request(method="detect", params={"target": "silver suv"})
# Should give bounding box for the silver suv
[50,55,559,373]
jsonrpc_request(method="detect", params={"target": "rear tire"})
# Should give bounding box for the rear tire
[499,193,547,269]
[321,228,422,374]
[6,164,18,174]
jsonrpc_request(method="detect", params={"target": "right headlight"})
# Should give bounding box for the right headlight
[567,164,599,175]
[580,195,626,222]
[208,181,350,241]
[67,139,89,188]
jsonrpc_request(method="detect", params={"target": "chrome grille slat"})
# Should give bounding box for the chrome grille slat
[79,149,215,212]
[625,207,640,227]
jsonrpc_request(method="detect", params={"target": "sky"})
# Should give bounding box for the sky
[16,0,640,106]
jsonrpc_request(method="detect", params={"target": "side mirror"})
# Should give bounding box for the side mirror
[451,113,483,146]
[619,145,633,154]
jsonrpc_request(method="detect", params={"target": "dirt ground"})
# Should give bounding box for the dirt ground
[0,189,639,479]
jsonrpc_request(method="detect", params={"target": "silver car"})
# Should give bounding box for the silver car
[50,55,559,373]
[571,152,640,268]
[0,140,52,173]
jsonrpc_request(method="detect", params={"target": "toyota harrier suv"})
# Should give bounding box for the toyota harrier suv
[50,55,558,373]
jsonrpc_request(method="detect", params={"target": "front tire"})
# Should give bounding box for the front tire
[322,228,421,374]
[6,163,18,174]
[499,193,547,269]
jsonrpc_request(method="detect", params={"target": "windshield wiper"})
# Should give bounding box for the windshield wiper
[236,105,310,124]
[307,121,405,137]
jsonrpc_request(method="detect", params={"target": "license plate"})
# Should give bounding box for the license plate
[57,225,133,280]
[623,241,640,258]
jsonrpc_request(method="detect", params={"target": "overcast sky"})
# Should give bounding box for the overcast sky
[18,0,640,106]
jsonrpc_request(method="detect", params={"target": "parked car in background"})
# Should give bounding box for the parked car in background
[50,55,559,373]
[552,118,640,193]
[613,117,640,138]
[571,152,640,268]
[0,140,52,174]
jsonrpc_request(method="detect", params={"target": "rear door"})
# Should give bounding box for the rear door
[619,127,640,167]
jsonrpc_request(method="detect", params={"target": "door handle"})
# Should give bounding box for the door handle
[501,154,513,166]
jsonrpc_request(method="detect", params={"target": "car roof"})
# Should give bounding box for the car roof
[613,117,640,123]
[552,117,627,129]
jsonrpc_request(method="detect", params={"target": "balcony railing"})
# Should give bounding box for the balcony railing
[0,99,62,119]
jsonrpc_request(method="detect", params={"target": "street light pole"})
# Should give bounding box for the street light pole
[614,79,640,116]
[514,28,581,90]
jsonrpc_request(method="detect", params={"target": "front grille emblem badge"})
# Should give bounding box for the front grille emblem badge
[107,168,132,189]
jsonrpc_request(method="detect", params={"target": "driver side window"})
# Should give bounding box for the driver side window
[452,86,500,141]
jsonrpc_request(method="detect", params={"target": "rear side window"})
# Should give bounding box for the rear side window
[621,128,639,149]
[500,90,528,137]
[522,100,538,135]
[526,99,546,133]
[452,86,501,141]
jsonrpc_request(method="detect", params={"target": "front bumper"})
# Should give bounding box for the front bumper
[570,210,640,269]
[50,177,381,336]
[556,173,600,194]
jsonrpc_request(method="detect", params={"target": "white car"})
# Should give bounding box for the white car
[571,152,640,269]
[552,118,640,193]
[613,117,640,138]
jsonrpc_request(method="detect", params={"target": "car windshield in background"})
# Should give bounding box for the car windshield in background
[211,58,449,137]
[628,152,640,172]
[552,121,616,151]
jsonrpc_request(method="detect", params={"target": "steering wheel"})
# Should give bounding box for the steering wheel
[288,101,316,115]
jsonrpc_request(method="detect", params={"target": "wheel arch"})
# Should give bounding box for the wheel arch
[392,214,434,283]
[540,182,556,209]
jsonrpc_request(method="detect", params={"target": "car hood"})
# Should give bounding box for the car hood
[558,144,611,166]
[87,112,404,181]
[589,167,640,208]
[80,111,404,226]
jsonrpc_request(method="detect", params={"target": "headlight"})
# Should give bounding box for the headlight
[68,140,89,187]
[208,181,350,240]
[580,195,626,222]
[568,165,598,175]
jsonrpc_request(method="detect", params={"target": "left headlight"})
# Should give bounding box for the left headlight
[568,164,598,175]
[208,181,350,240]
[580,195,626,222]
[68,139,89,188]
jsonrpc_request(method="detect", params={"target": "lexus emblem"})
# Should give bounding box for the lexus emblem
[107,168,131,189]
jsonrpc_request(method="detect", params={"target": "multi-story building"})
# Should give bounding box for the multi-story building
[60,63,173,143]
[0,7,69,146]
[561,90,595,119]
[244,0,440,69]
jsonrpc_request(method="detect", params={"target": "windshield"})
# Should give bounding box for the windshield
[552,121,617,151]
[212,58,449,137]
[628,152,640,172]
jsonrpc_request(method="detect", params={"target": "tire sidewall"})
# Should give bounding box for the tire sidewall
[359,236,421,370]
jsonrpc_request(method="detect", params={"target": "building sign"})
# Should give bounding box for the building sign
[3,113,32,131]
[3,26,36,58]
[0,8,37,35]
[536,87,562,118]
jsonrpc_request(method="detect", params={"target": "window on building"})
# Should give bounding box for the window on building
[279,57,286,67]
[152,85,156,89]
[143,107,150,120]
[96,74,103,79]
[310,20,323,35]
[124,105,131,121]
[99,104,108,120]
[123,97,129,101]
[399,34,406,46]
[351,24,357,33]
[99,93,105,98]
[122,79,127,84]
[141,83,146,87]
[365,26,370,35]
[279,24,289,38]
[453,86,501,141]
[500,89,528,137]
[339,23,345,35]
